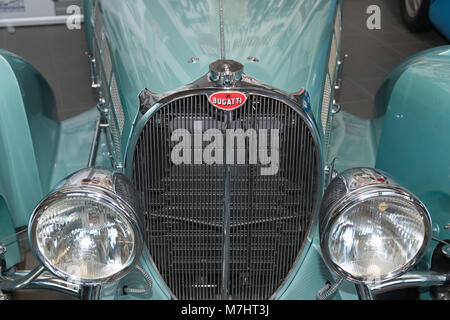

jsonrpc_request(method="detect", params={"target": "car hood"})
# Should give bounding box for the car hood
[99,0,336,126]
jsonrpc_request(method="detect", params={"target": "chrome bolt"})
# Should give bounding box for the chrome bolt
[432,224,440,235]
[444,224,450,230]
[331,100,341,115]
[188,57,199,64]
[332,169,339,180]
[0,245,5,255]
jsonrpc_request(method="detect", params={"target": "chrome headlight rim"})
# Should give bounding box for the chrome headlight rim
[28,186,144,286]
[320,184,432,285]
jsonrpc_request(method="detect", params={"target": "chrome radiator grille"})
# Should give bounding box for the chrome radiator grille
[132,93,320,300]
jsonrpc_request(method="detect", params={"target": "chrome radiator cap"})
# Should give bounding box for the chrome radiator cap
[209,59,244,87]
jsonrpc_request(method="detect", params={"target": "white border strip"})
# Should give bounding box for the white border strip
[0,14,84,27]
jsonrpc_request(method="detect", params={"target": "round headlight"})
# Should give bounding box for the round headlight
[320,168,431,284]
[29,168,143,285]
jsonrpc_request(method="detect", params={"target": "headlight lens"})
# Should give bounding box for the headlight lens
[35,197,135,281]
[328,196,427,281]
[29,168,143,285]
[320,168,431,284]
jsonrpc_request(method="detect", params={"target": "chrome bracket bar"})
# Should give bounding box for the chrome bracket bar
[0,265,45,292]
[88,100,116,168]
[369,271,450,295]
[334,54,348,90]
[80,285,101,300]
[87,52,101,89]
[325,157,338,186]
[0,266,81,298]
[355,284,374,300]
[331,100,341,115]
[88,118,101,167]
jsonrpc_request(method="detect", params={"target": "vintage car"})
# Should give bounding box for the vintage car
[401,0,450,40]
[0,0,449,301]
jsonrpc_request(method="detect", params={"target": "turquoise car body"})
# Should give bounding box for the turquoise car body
[0,0,448,300]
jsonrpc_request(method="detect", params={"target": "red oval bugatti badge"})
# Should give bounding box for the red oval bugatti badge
[209,91,247,111]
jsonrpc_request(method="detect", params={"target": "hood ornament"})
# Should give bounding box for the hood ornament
[209,59,244,87]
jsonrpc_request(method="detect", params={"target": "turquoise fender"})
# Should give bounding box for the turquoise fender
[0,52,49,230]
[375,46,450,263]
[0,51,102,268]
[0,52,51,267]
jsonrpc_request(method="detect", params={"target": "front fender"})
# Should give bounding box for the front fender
[0,52,51,230]
[375,46,450,260]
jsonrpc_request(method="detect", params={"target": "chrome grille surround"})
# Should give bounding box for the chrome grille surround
[126,74,323,300]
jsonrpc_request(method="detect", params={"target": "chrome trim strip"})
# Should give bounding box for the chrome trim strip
[27,279,80,297]
[1,269,81,297]
[219,0,225,59]
[88,119,101,167]
[369,272,450,295]
[221,112,231,299]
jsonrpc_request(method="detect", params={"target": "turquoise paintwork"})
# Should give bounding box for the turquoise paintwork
[328,111,384,173]
[82,0,352,300]
[0,51,46,229]
[223,0,337,121]
[375,46,450,265]
[85,0,338,164]
[0,51,107,268]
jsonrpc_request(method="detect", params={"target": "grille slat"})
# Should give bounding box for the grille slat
[132,93,320,300]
